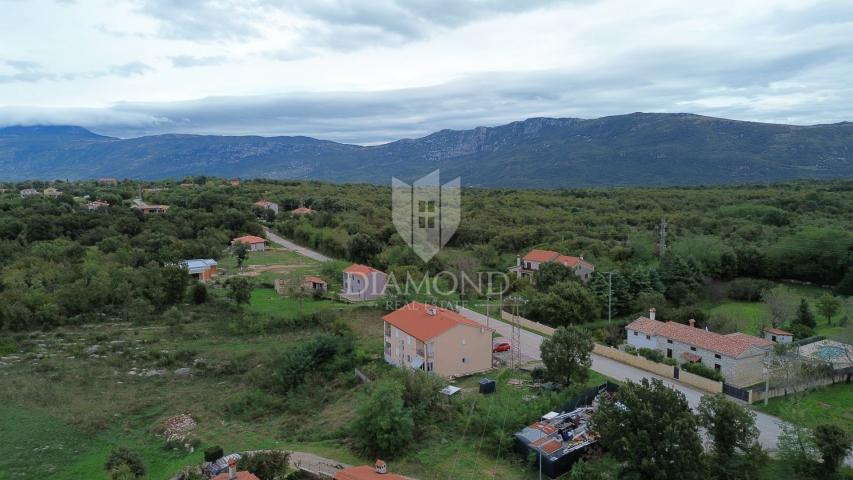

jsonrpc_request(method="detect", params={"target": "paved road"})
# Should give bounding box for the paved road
[263,227,333,263]
[458,307,788,453]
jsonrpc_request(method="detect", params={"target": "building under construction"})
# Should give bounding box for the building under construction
[514,382,619,478]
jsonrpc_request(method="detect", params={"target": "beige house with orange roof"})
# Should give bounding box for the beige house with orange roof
[342,264,387,301]
[383,302,493,378]
[626,308,772,386]
[231,235,267,252]
[510,249,595,282]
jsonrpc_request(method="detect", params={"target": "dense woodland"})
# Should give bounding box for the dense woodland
[1,177,852,333]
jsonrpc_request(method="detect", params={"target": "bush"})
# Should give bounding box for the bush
[662,357,677,366]
[191,283,208,304]
[104,448,146,478]
[204,446,224,463]
[623,345,637,355]
[238,451,290,480]
[727,278,772,302]
[638,348,664,363]
[681,362,723,382]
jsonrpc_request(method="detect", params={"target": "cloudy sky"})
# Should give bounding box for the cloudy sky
[1,0,852,143]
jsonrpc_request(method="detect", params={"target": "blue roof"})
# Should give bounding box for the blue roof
[180,259,217,272]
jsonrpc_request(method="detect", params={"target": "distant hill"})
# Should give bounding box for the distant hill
[2,113,853,187]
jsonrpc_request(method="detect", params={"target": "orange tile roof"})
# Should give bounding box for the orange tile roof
[625,317,665,336]
[764,327,793,336]
[254,200,276,206]
[343,264,383,275]
[382,301,492,341]
[211,472,259,480]
[292,206,314,214]
[655,321,770,358]
[334,466,406,480]
[522,249,560,263]
[726,332,774,348]
[303,275,327,285]
[232,235,266,245]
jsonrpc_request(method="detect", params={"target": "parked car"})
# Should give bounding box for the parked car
[493,342,511,352]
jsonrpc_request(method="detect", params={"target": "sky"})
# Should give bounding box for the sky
[1,0,852,144]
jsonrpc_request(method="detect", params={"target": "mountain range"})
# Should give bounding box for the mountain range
[2,113,853,187]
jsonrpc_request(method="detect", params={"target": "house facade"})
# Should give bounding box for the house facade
[626,309,772,387]
[383,301,493,378]
[180,259,218,281]
[510,249,595,282]
[87,200,110,210]
[19,188,39,198]
[134,203,169,214]
[762,327,794,344]
[97,177,118,186]
[342,264,387,301]
[43,187,62,198]
[302,275,327,293]
[231,235,266,252]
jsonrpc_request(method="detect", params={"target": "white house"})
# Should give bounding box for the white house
[342,264,387,301]
[510,249,595,282]
[762,327,794,344]
[231,235,266,252]
[626,308,772,387]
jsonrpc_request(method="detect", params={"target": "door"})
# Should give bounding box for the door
[674,366,680,379]
[667,348,673,358]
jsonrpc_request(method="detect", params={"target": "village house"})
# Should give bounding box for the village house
[43,187,62,198]
[231,235,266,252]
[291,206,314,215]
[134,203,170,214]
[97,177,118,186]
[229,178,241,186]
[383,301,493,378]
[179,259,218,281]
[762,327,794,344]
[302,275,328,293]
[342,264,387,301]
[211,458,259,480]
[335,461,405,480]
[254,200,279,215]
[86,200,110,210]
[510,249,595,282]
[20,188,40,198]
[625,308,772,386]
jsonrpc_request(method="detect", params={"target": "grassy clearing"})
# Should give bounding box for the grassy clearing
[753,383,853,431]
[247,288,357,318]
[217,248,316,269]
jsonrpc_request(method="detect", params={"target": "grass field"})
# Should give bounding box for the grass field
[753,383,853,432]
[217,248,316,270]
[247,288,357,318]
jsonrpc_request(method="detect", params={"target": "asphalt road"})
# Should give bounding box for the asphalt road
[263,227,334,263]
[457,307,790,454]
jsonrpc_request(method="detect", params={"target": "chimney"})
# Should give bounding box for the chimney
[228,458,237,480]
[689,318,696,328]
[649,308,656,321]
[375,459,387,474]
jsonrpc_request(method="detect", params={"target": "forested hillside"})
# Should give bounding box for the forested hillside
[3,113,853,186]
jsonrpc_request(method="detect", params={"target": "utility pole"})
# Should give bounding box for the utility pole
[659,218,668,260]
[603,271,615,325]
[505,295,527,370]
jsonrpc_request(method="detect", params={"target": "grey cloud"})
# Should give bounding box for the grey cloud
[106,62,154,77]
[137,0,264,41]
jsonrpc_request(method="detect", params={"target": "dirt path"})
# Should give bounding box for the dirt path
[263,227,333,263]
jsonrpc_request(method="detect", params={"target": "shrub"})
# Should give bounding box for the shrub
[623,345,637,355]
[105,448,146,478]
[351,379,413,458]
[726,278,772,302]
[638,348,664,363]
[238,451,290,480]
[191,283,208,304]
[204,446,224,463]
[662,357,677,366]
[682,362,723,382]
[0,338,17,355]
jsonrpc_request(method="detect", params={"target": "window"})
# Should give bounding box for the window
[645,335,651,340]
[406,336,411,345]
[633,331,638,336]
[426,362,433,372]
[714,354,721,359]
[667,339,673,344]
[714,364,721,372]
[462,357,467,364]
[407,355,411,362]
[771,335,777,342]
[690,346,697,351]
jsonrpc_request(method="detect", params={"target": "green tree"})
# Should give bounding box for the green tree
[227,277,253,305]
[233,243,249,270]
[794,298,817,329]
[592,378,705,480]
[837,268,853,295]
[539,326,593,387]
[346,232,382,264]
[237,451,290,480]
[352,379,413,457]
[526,281,601,326]
[697,394,767,479]
[812,424,852,476]
[191,282,208,304]
[816,293,842,326]
[104,448,146,478]
[533,262,576,292]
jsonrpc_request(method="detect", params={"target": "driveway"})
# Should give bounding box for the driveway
[458,307,788,454]
[263,227,333,263]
